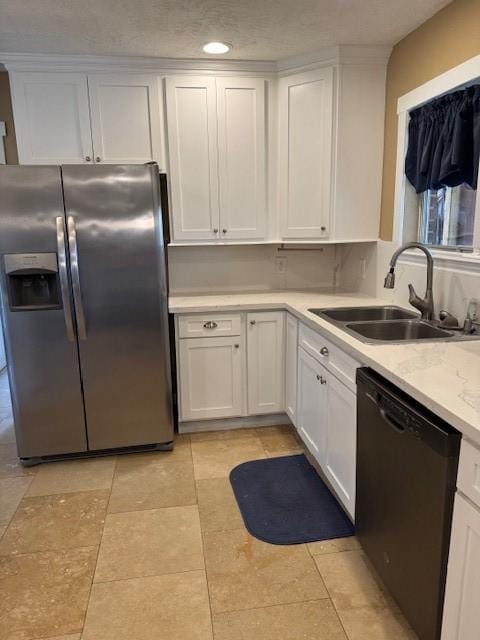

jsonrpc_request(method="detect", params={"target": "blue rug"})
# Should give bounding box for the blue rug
[229,454,354,545]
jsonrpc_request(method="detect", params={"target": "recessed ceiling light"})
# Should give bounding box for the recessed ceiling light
[203,41,231,55]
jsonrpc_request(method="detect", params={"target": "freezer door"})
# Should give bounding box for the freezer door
[61,164,174,449]
[0,165,87,458]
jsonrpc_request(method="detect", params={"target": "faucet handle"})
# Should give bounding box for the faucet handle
[438,310,460,328]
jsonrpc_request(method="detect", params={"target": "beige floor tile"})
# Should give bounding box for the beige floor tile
[0,490,109,555]
[108,457,196,513]
[337,603,417,640]
[0,547,97,638]
[191,436,266,480]
[82,570,213,640]
[256,425,304,457]
[0,476,32,525]
[313,549,388,610]
[190,428,258,442]
[196,477,244,533]
[94,505,204,582]
[204,528,328,613]
[0,443,37,478]
[213,599,347,640]
[308,536,361,556]
[26,457,116,497]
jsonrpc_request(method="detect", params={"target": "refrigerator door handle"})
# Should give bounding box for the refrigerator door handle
[67,215,87,340]
[56,216,75,342]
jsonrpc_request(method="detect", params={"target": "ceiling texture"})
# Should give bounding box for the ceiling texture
[0,0,451,61]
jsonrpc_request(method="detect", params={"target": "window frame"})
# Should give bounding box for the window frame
[393,54,480,265]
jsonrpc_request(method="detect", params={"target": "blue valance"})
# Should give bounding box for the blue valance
[405,84,480,194]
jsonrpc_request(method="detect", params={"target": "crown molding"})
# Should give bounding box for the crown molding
[0,52,277,75]
[0,45,391,77]
[277,45,391,75]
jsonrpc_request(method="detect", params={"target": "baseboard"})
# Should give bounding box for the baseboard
[179,413,291,434]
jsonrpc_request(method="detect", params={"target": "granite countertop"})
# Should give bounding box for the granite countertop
[169,290,480,446]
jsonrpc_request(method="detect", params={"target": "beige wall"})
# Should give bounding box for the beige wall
[380,0,480,240]
[0,71,18,164]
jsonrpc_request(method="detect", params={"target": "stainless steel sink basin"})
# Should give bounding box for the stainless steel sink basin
[309,306,418,323]
[345,320,453,342]
[308,305,479,343]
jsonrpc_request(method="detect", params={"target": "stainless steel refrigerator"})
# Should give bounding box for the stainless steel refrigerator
[0,164,174,463]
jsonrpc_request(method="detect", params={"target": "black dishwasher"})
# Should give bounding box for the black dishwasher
[356,368,460,640]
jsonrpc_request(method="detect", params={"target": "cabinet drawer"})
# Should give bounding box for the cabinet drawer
[178,314,242,338]
[457,438,480,508]
[299,323,360,392]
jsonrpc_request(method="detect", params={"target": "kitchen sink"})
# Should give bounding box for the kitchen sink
[345,319,453,342]
[309,305,418,323]
[309,305,479,343]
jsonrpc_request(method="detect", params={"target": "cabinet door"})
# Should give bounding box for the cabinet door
[165,76,220,241]
[88,74,163,165]
[10,72,93,164]
[216,78,266,240]
[278,68,333,239]
[247,311,285,415]
[441,493,480,640]
[179,336,243,421]
[325,371,356,518]
[285,313,298,425]
[296,347,327,461]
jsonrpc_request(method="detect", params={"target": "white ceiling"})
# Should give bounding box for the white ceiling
[0,0,450,61]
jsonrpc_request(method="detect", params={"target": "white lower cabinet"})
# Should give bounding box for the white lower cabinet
[324,371,356,517]
[285,313,298,424]
[247,311,285,415]
[442,491,480,639]
[296,347,327,460]
[178,335,243,420]
[296,325,358,518]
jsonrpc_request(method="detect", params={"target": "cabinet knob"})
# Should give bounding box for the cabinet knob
[85,156,91,162]
[95,156,102,163]
[320,347,329,356]
[222,229,227,234]
[249,320,256,326]
[321,226,327,232]
[320,376,327,385]
[234,344,240,349]
[316,374,321,381]
[213,228,219,234]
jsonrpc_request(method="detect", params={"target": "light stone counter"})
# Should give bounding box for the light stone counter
[169,290,480,446]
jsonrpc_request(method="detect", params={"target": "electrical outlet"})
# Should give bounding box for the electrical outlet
[275,256,288,274]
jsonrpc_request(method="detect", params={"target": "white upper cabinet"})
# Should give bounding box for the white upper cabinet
[278,68,334,240]
[11,72,93,164]
[278,63,386,242]
[10,71,164,166]
[88,74,163,164]
[165,75,267,243]
[247,311,285,415]
[216,78,266,240]
[165,76,220,241]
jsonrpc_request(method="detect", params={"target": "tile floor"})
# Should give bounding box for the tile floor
[0,368,417,639]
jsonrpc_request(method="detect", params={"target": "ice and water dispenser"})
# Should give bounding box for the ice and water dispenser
[4,253,61,311]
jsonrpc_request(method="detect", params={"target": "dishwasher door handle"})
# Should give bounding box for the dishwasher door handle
[380,407,406,434]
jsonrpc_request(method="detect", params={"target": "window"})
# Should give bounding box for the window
[418,183,477,250]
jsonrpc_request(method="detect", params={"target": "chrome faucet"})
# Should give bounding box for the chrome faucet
[384,242,434,321]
